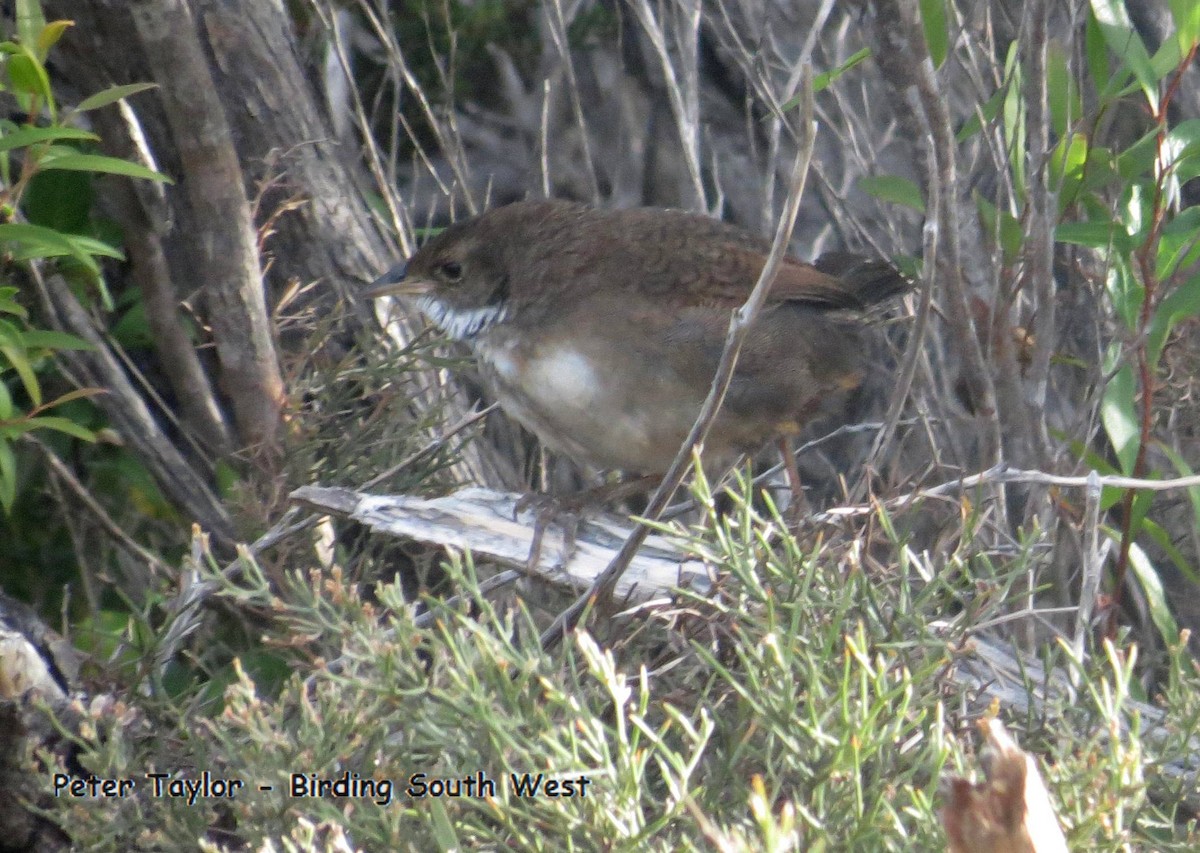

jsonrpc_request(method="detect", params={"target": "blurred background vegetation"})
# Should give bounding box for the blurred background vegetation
[0,0,1198,848]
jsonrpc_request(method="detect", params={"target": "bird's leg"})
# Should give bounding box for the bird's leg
[516,474,658,573]
[777,437,809,521]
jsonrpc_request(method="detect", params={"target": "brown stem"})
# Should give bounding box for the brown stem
[1105,40,1200,640]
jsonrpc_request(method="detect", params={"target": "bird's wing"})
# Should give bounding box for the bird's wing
[712,248,911,311]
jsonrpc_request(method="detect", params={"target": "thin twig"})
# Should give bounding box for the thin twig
[817,463,1200,523]
[627,0,707,210]
[364,403,497,490]
[543,0,601,204]
[1021,0,1056,467]
[1070,470,1105,695]
[539,66,818,650]
[849,144,937,504]
[26,435,173,576]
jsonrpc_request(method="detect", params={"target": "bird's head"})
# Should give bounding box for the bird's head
[366,215,513,340]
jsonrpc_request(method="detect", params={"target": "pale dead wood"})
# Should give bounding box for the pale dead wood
[289,485,713,605]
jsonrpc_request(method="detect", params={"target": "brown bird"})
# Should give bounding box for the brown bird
[366,199,909,478]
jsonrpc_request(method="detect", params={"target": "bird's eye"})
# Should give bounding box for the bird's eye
[438,261,463,282]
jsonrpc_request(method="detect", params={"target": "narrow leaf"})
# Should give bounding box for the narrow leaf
[1125,540,1181,645]
[1100,358,1137,473]
[0,343,39,407]
[23,415,96,442]
[38,152,172,183]
[1170,0,1200,50]
[35,20,73,60]
[6,49,52,103]
[811,48,871,94]
[1055,220,1128,251]
[16,0,46,50]
[918,0,949,68]
[73,82,158,114]
[0,438,14,512]
[18,329,94,351]
[0,124,98,153]
[0,222,100,274]
[1089,0,1160,107]
[858,175,925,213]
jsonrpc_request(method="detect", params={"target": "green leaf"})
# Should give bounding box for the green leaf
[1046,40,1081,137]
[858,175,925,213]
[24,168,94,234]
[1085,11,1112,92]
[1170,0,1200,50]
[35,20,72,61]
[1157,446,1200,573]
[1089,0,1160,107]
[1049,133,1089,209]
[1163,118,1200,184]
[73,82,159,114]
[0,379,11,420]
[918,0,949,69]
[0,437,14,512]
[0,222,100,274]
[976,194,1023,263]
[1147,269,1200,364]
[1149,34,1185,82]
[1121,180,1151,242]
[6,48,53,104]
[1055,220,1130,252]
[1001,42,1025,195]
[779,48,871,110]
[0,341,39,407]
[1075,145,1119,196]
[1156,207,1200,280]
[37,151,172,183]
[63,234,123,260]
[0,124,97,153]
[1125,540,1180,646]
[811,48,871,94]
[18,329,94,352]
[1100,357,1137,473]
[0,318,18,347]
[429,798,459,850]
[1105,255,1142,328]
[16,0,46,50]
[0,292,28,319]
[22,415,96,442]
[1141,518,1200,585]
[956,88,1005,142]
[40,388,104,409]
[1115,128,1158,179]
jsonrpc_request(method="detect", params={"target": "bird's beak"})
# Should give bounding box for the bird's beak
[363,261,433,298]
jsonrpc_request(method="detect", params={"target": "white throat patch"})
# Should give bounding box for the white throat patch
[418,296,508,340]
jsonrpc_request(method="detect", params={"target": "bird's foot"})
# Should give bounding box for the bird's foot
[515,492,583,575]
[514,476,658,572]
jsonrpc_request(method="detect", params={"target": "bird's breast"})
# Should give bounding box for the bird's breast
[472,330,677,472]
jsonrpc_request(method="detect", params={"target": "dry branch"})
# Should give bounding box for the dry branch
[290,485,712,603]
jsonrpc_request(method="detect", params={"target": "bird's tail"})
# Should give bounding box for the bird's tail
[814,252,912,310]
